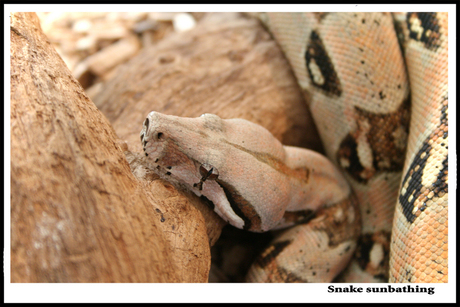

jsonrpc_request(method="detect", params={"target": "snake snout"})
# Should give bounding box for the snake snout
[144,112,167,142]
[141,112,169,157]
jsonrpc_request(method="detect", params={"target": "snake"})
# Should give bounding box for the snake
[140,12,448,283]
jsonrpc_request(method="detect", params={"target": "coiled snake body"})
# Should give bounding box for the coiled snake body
[140,12,448,283]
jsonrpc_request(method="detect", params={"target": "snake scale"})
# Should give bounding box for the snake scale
[140,12,448,283]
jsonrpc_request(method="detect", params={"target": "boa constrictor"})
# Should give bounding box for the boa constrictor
[140,12,448,283]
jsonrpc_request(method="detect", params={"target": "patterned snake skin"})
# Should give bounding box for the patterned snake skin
[252,12,448,282]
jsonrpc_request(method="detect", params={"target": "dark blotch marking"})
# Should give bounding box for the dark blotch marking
[407,12,442,51]
[405,269,413,282]
[308,196,361,249]
[420,203,427,211]
[255,240,292,269]
[353,232,390,281]
[336,134,366,183]
[282,209,315,226]
[216,179,261,231]
[434,155,448,196]
[193,182,203,190]
[336,95,411,183]
[305,30,342,97]
[399,100,448,223]
[400,141,431,223]
[273,267,308,283]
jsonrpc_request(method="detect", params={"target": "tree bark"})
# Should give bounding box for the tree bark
[10,12,222,283]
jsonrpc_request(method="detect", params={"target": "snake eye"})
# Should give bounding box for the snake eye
[199,163,219,180]
[194,163,219,191]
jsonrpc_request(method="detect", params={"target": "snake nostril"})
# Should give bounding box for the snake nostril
[156,132,164,140]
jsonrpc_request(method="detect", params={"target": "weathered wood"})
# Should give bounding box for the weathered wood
[93,12,323,155]
[86,34,141,76]
[10,12,221,283]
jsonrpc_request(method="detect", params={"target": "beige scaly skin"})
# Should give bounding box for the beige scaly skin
[256,12,448,282]
[140,12,448,282]
[389,12,448,283]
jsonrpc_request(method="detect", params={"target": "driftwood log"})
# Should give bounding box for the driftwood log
[10,12,321,282]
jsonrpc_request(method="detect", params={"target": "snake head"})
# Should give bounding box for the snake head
[140,111,292,232]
